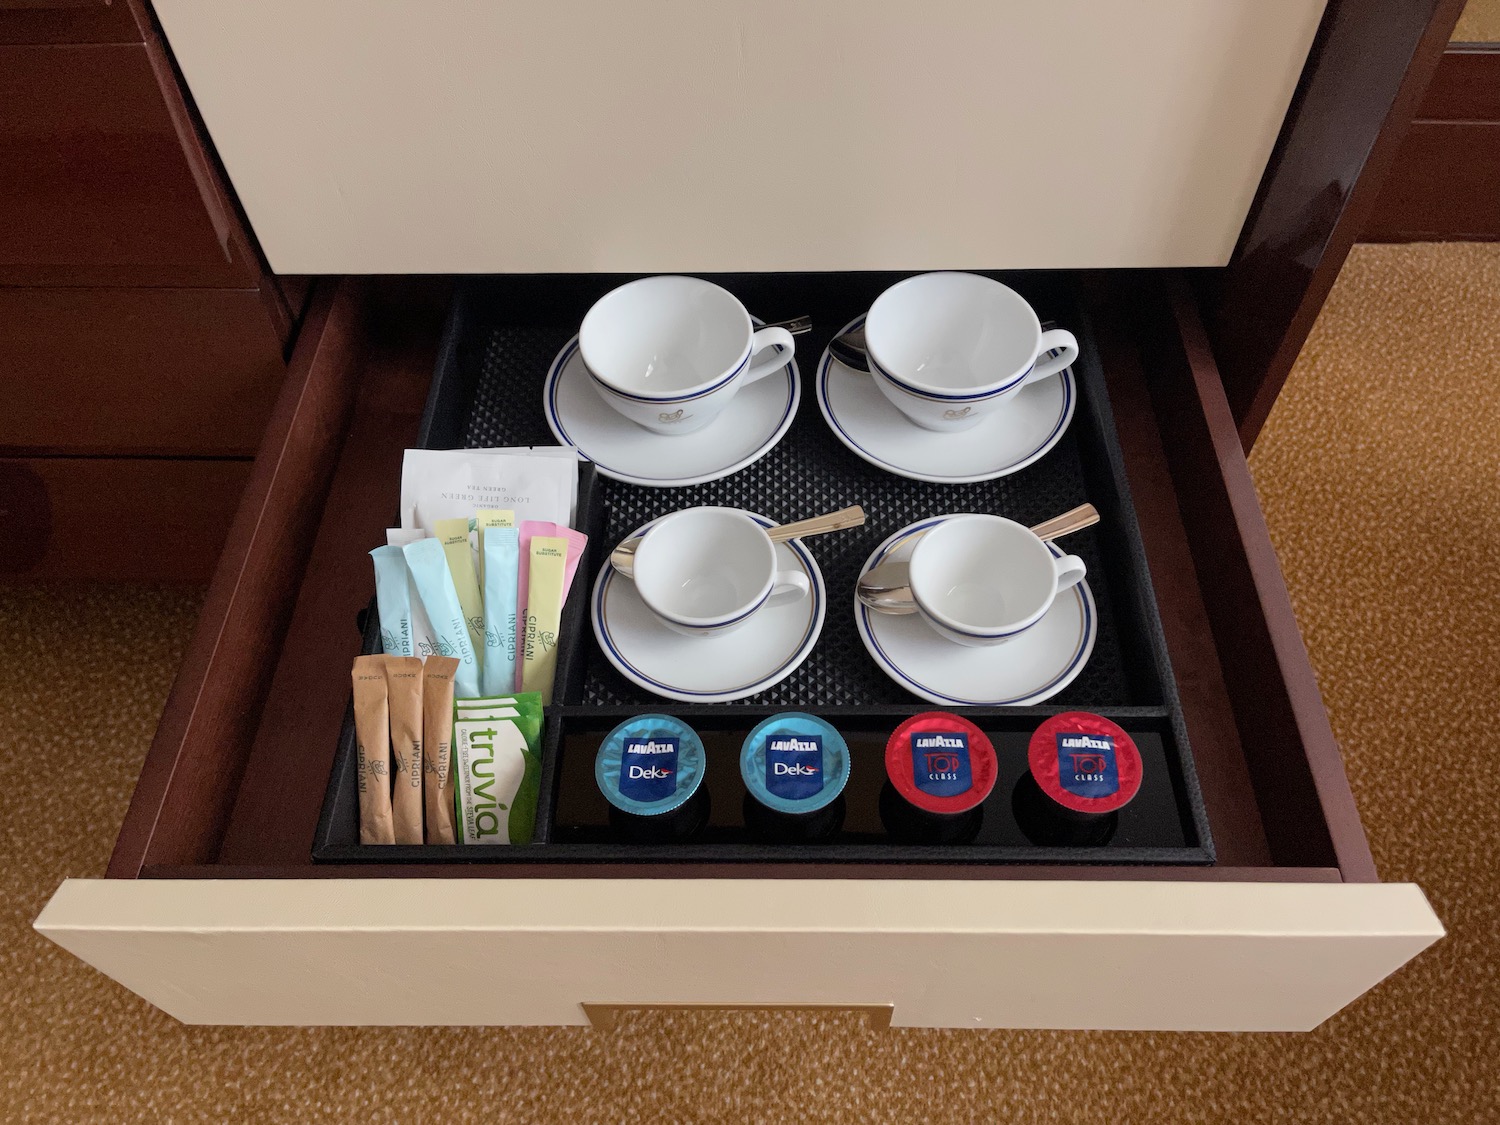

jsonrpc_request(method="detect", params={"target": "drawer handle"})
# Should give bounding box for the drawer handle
[581,1002,894,1031]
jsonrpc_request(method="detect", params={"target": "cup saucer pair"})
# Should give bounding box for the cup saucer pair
[855,516,1098,705]
[544,321,799,488]
[817,316,1077,483]
[591,511,826,703]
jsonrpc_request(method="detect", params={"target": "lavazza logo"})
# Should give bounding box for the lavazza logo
[915,734,964,750]
[1060,734,1110,752]
[630,740,675,755]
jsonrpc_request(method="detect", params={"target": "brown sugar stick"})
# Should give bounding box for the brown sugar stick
[384,655,425,844]
[352,655,394,844]
[421,656,461,844]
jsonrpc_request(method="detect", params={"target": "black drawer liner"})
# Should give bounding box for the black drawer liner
[314,273,1214,865]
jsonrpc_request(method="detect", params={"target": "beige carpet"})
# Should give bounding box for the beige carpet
[1455,0,1500,42]
[5,243,1498,1123]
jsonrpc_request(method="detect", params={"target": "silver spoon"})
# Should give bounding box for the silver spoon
[857,504,1100,615]
[763,315,813,336]
[611,505,866,579]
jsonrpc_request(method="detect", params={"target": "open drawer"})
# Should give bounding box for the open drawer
[34,274,1443,1031]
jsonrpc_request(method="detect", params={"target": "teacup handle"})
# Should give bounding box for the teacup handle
[1022,327,1080,386]
[743,326,798,385]
[1054,553,1087,591]
[767,568,811,607]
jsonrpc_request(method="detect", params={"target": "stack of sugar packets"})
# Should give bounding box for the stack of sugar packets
[355,447,587,847]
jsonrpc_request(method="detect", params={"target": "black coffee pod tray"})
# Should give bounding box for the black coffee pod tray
[313,273,1214,866]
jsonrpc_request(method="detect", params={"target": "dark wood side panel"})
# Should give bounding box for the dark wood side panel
[0,0,140,45]
[1413,45,1500,121]
[0,456,250,582]
[0,287,286,457]
[1206,0,1468,450]
[1363,121,1500,240]
[0,42,257,287]
[1363,47,1500,242]
[105,281,366,878]
[1145,278,1379,882]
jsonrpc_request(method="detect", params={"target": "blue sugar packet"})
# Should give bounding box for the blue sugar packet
[481,526,520,696]
[740,712,850,815]
[595,714,705,817]
[402,536,480,697]
[370,545,416,656]
[370,544,438,658]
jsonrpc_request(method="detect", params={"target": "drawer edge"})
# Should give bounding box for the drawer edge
[105,280,365,877]
[37,878,1442,1031]
[1146,279,1381,880]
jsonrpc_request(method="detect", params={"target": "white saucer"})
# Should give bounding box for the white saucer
[544,326,799,488]
[816,316,1076,483]
[591,512,826,702]
[855,516,1097,706]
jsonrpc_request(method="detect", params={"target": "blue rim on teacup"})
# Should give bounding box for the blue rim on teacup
[907,513,1085,645]
[863,272,1046,403]
[867,353,1036,404]
[584,349,751,405]
[578,275,757,403]
[630,507,808,635]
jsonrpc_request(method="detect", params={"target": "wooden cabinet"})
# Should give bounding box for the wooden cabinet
[1364,46,1500,241]
[0,0,296,579]
[0,457,252,582]
[0,288,286,456]
[0,0,141,46]
[0,44,255,287]
[29,0,1467,1027]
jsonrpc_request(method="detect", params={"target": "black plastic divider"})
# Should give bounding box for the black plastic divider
[315,274,1214,865]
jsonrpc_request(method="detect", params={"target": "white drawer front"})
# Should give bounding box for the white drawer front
[152,0,1324,273]
[37,878,1439,1031]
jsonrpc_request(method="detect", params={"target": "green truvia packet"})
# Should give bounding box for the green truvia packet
[453,691,543,845]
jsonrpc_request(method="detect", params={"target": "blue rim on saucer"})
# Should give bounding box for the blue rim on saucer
[591,512,826,703]
[545,325,799,487]
[854,516,1097,706]
[816,316,1075,484]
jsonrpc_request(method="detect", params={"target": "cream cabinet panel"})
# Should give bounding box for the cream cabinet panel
[37,878,1440,1031]
[151,0,1326,273]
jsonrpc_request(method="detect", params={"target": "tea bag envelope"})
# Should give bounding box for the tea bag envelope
[399,448,578,534]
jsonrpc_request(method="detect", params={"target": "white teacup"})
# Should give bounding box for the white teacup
[864,272,1079,433]
[629,508,811,637]
[579,276,796,435]
[907,514,1086,648]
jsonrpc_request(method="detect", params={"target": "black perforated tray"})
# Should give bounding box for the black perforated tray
[314,273,1214,865]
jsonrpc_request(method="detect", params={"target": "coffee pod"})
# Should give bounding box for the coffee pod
[595,714,709,843]
[1015,712,1142,846]
[880,712,998,844]
[739,712,851,844]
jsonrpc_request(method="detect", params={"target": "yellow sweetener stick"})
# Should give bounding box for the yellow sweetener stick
[521,535,568,704]
[475,509,516,586]
[435,517,486,667]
